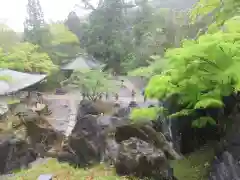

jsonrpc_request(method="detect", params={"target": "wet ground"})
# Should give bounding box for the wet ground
[42,78,157,137]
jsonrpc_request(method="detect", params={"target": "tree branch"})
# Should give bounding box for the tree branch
[81,0,96,10]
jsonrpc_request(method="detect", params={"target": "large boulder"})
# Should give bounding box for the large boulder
[209,114,240,180]
[0,134,37,174]
[66,114,129,166]
[78,100,120,116]
[160,95,221,154]
[209,151,240,180]
[115,123,182,160]
[113,107,131,118]
[115,137,177,180]
[67,114,105,165]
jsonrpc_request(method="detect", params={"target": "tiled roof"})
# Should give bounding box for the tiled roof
[61,55,101,70]
[0,69,47,95]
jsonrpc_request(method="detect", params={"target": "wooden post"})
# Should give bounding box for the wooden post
[131,90,136,101]
[105,92,108,100]
[115,93,119,101]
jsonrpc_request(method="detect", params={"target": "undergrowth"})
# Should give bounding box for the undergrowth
[11,145,213,180]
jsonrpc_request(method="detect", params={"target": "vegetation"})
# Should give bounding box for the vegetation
[0,0,238,179]
[144,16,240,127]
[12,159,124,180]
[62,69,120,101]
[12,145,213,180]
[0,43,56,74]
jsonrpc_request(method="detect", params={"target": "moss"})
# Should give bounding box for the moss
[12,159,131,180]
[11,145,214,180]
[172,145,214,180]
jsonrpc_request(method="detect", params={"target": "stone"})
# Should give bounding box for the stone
[37,174,53,180]
[68,114,104,165]
[209,112,240,180]
[113,107,131,118]
[128,101,138,108]
[0,134,37,174]
[115,123,182,160]
[78,100,118,116]
[115,137,176,179]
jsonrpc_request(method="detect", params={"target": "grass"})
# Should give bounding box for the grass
[11,145,214,180]
[12,159,129,180]
[172,145,214,180]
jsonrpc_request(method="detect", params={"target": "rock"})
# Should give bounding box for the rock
[55,88,66,95]
[102,137,120,165]
[37,174,53,180]
[113,107,131,118]
[0,102,8,120]
[209,151,240,180]
[160,94,221,155]
[65,113,130,166]
[68,114,105,165]
[115,123,182,160]
[209,114,240,180]
[78,100,118,116]
[0,134,37,174]
[128,101,138,108]
[115,137,176,179]
[97,115,129,130]
[78,100,100,116]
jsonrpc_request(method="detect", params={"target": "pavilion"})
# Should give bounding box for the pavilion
[61,54,102,77]
[0,68,47,115]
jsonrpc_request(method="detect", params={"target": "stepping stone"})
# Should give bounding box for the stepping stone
[37,174,53,180]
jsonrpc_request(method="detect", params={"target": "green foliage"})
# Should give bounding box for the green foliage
[46,23,82,65]
[130,107,161,123]
[37,70,67,91]
[194,99,224,109]
[145,17,240,126]
[190,0,240,34]
[128,66,154,78]
[66,1,190,74]
[49,23,79,46]
[145,74,174,99]
[128,55,166,78]
[192,117,216,128]
[0,24,20,51]
[0,43,56,74]
[168,109,194,119]
[24,0,50,47]
[62,69,120,101]
[0,75,12,81]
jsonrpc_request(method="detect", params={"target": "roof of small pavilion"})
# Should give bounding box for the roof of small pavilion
[61,55,101,71]
[0,68,47,95]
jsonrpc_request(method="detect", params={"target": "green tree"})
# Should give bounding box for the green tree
[24,0,50,47]
[0,43,56,74]
[128,55,166,78]
[46,23,82,65]
[145,17,240,127]
[190,0,240,35]
[62,68,120,101]
[0,24,20,51]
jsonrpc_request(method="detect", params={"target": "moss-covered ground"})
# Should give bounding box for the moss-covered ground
[11,145,214,180]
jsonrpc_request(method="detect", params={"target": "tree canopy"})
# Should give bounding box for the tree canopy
[62,68,120,101]
[0,43,56,74]
[143,16,240,127]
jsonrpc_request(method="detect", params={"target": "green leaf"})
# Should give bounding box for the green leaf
[192,116,216,128]
[194,99,224,109]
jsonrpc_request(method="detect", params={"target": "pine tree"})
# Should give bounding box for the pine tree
[23,0,50,47]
